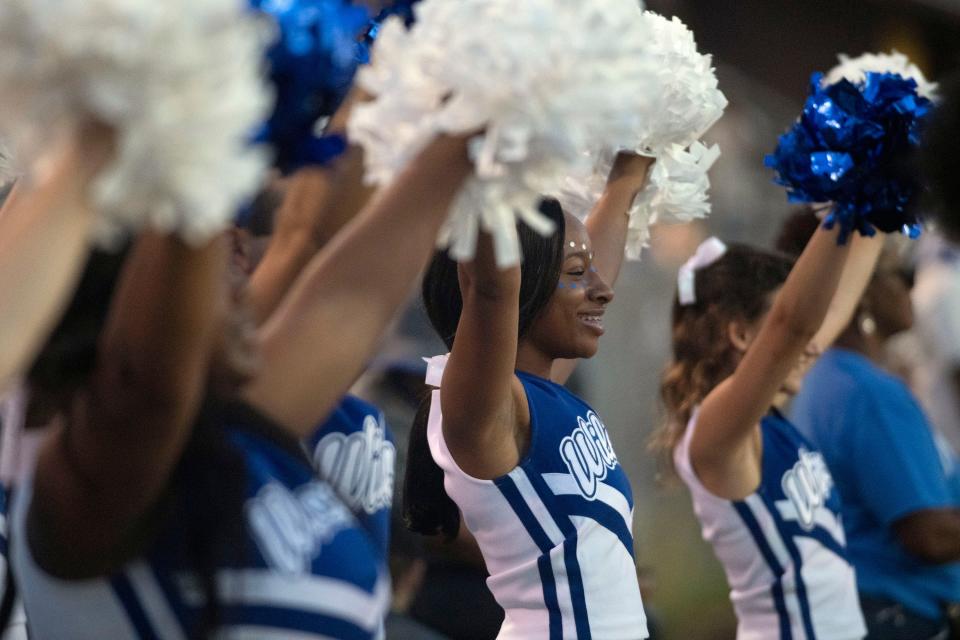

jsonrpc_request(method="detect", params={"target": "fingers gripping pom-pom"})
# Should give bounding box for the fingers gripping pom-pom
[349,0,671,268]
[554,12,726,260]
[766,51,934,243]
[0,0,271,246]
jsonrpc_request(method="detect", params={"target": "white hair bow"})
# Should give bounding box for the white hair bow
[677,237,727,305]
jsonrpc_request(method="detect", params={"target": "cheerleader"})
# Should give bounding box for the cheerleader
[7,131,475,639]
[404,154,654,640]
[652,224,882,639]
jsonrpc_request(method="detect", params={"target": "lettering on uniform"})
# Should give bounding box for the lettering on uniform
[559,411,619,500]
[246,481,354,574]
[312,412,396,515]
[780,448,834,531]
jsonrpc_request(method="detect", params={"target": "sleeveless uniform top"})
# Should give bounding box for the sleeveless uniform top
[674,408,866,640]
[306,395,396,558]
[10,401,390,640]
[0,487,27,640]
[425,355,648,640]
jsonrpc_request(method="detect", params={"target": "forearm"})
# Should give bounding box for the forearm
[771,223,851,338]
[0,178,97,391]
[246,133,474,434]
[811,231,883,350]
[896,508,960,563]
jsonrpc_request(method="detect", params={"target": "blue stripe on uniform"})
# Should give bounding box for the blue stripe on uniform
[221,604,371,640]
[523,470,593,640]
[496,475,562,640]
[554,495,634,557]
[563,536,591,640]
[762,496,817,640]
[733,502,793,640]
[110,573,160,640]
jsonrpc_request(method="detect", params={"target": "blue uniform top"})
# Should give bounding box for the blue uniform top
[11,401,390,639]
[792,348,960,620]
[305,395,395,559]
[426,356,648,639]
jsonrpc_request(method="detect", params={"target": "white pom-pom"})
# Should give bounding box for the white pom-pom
[554,12,726,260]
[824,50,937,99]
[633,12,728,153]
[0,0,271,245]
[350,0,667,267]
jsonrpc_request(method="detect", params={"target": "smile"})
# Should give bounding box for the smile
[578,312,605,334]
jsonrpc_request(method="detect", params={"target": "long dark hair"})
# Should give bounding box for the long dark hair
[403,198,566,539]
[19,248,245,638]
[650,243,794,474]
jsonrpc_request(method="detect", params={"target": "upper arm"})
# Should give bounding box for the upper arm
[29,235,226,577]
[440,237,524,479]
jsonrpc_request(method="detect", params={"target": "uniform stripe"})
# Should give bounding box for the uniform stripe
[554,495,633,557]
[127,564,188,640]
[761,494,818,640]
[524,469,594,639]
[563,537,591,640]
[220,605,370,640]
[540,473,633,532]
[215,569,389,632]
[733,502,793,640]
[110,573,160,640]
[497,475,562,640]
[511,469,564,544]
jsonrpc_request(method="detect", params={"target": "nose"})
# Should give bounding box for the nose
[587,269,614,305]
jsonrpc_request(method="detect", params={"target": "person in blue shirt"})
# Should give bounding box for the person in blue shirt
[780,210,960,640]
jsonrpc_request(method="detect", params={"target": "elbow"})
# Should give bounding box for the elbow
[895,511,960,565]
[900,536,957,565]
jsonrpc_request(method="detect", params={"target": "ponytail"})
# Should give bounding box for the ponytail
[402,392,459,540]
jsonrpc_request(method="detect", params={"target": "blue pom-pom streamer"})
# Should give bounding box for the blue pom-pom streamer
[357,0,421,64]
[251,0,370,173]
[766,70,933,243]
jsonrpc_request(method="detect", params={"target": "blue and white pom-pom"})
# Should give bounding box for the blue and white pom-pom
[0,0,270,246]
[556,12,726,259]
[766,51,935,243]
[251,0,371,172]
[349,0,665,267]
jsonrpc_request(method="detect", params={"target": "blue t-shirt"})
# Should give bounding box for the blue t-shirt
[791,348,960,620]
[305,395,396,559]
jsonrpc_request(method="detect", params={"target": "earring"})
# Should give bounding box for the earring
[859,312,877,336]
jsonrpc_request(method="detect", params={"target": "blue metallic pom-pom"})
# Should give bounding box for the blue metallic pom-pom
[766,70,933,242]
[251,0,371,173]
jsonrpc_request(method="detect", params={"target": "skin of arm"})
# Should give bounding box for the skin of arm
[551,153,654,384]
[808,230,884,352]
[893,508,960,564]
[440,231,525,480]
[0,125,114,392]
[692,224,852,500]
[248,90,375,324]
[30,233,229,578]
[243,133,474,437]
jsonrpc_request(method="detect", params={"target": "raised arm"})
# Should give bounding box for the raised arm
[693,224,851,498]
[248,90,375,323]
[244,133,474,436]
[441,232,524,479]
[0,124,114,392]
[551,153,653,384]
[31,233,228,577]
[809,229,883,351]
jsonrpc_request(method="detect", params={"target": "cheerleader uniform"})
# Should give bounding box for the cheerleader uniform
[306,395,396,558]
[425,354,648,640]
[10,401,389,639]
[674,408,866,640]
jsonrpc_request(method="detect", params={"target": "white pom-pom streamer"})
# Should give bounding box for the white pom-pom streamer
[0,0,271,245]
[825,50,937,99]
[350,0,666,267]
[0,142,17,186]
[555,12,726,260]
